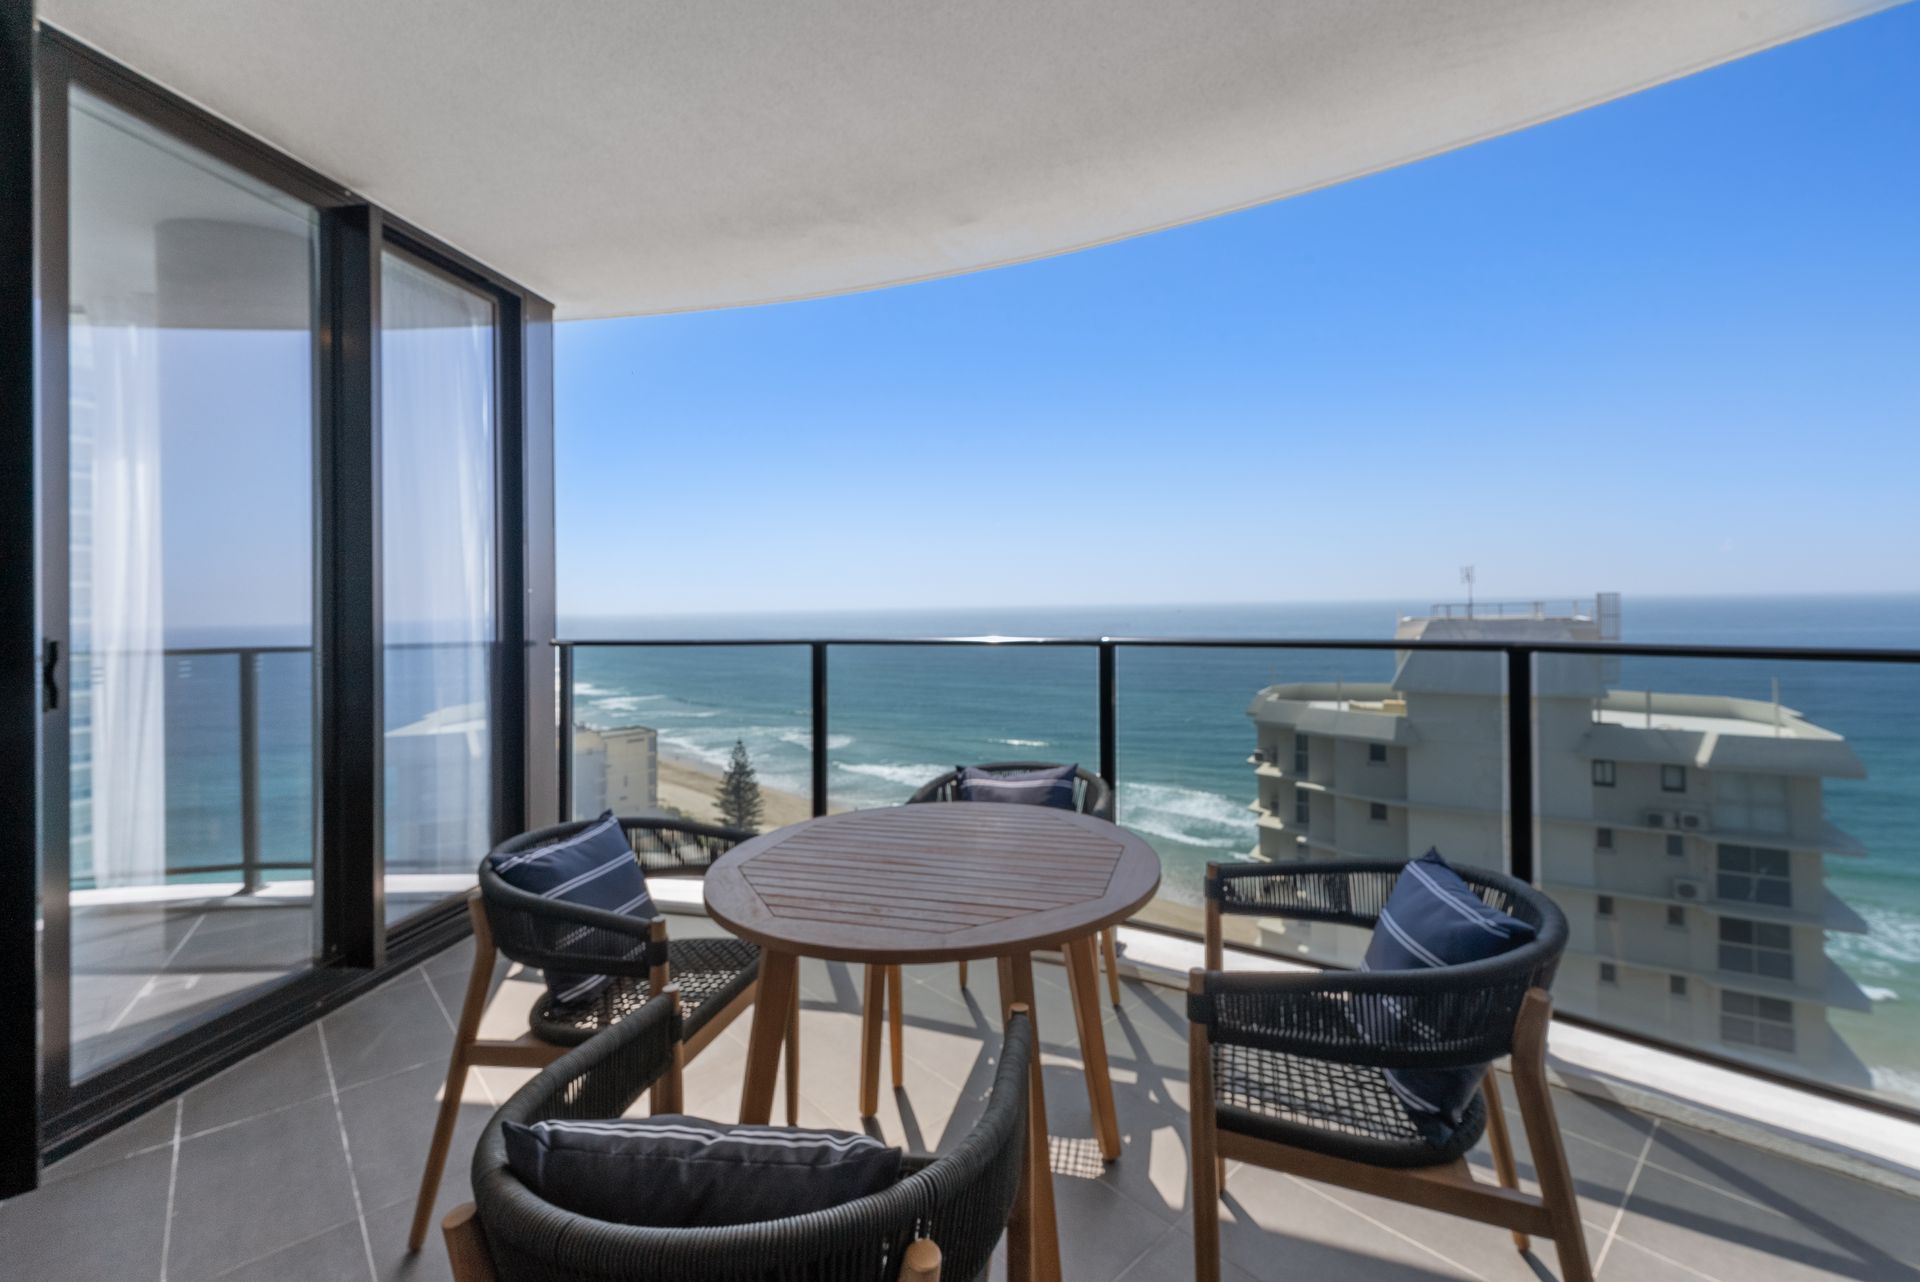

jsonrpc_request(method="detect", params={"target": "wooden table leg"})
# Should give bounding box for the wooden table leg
[739,949,798,1125]
[1065,935,1121,1161]
[859,963,885,1117]
[887,964,905,1090]
[1001,951,1061,1282]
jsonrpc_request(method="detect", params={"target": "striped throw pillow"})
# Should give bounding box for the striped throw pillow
[955,764,1077,809]
[490,811,654,1007]
[503,1114,904,1227]
[1361,849,1535,1142]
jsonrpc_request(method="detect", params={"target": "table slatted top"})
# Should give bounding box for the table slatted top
[703,803,1161,963]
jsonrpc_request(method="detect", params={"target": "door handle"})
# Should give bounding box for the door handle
[42,638,59,711]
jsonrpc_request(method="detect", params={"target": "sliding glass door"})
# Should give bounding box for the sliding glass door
[26,31,548,1164]
[380,249,501,922]
[61,86,321,1079]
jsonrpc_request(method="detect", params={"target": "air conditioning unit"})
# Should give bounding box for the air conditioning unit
[1671,876,1707,903]
[1644,810,1668,828]
[1678,812,1704,831]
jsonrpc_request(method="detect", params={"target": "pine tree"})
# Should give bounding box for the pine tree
[715,739,765,832]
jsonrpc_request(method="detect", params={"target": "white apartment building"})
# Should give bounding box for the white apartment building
[571,723,660,819]
[1246,598,1871,1086]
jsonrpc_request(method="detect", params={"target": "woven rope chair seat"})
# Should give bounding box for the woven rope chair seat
[1213,1040,1486,1167]
[530,936,760,1048]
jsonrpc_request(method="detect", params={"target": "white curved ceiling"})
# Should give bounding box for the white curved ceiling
[42,1,1893,319]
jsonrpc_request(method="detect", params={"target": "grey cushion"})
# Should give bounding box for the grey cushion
[502,1114,903,1227]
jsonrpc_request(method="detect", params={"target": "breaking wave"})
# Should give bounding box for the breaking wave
[1120,782,1257,850]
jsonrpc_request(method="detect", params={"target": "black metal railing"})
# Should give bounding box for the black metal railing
[72,644,314,893]
[553,632,1920,1115]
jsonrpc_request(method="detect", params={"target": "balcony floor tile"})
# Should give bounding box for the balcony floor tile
[5,933,1915,1282]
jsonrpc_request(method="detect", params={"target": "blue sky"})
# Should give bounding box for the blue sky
[556,6,1919,621]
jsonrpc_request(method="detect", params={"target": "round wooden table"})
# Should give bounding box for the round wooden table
[705,802,1161,1282]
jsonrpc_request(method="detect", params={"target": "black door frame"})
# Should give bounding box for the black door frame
[0,0,41,1201]
[17,24,554,1178]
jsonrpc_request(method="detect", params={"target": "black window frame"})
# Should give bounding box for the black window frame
[1662,763,1688,793]
[1592,758,1616,787]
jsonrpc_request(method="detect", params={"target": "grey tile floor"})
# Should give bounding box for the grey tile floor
[6,914,1917,1281]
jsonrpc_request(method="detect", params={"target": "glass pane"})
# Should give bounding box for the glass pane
[1118,643,1507,956]
[66,88,319,1077]
[826,647,1097,812]
[381,252,498,922]
[1549,648,1920,1106]
[565,644,810,833]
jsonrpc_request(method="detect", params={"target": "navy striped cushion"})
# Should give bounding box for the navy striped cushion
[503,1114,903,1227]
[955,764,1077,809]
[1361,850,1535,1140]
[490,812,654,1007]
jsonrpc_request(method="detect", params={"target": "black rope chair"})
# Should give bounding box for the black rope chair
[848,764,1121,1126]
[409,817,796,1253]
[444,995,1036,1282]
[1188,858,1592,1282]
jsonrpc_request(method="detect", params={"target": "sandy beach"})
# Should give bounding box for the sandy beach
[655,753,835,831]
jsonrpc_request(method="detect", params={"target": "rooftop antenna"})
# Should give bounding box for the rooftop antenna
[1460,565,1476,618]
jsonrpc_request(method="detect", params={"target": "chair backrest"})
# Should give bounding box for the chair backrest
[477,816,750,975]
[1199,858,1569,1066]
[907,761,1114,821]
[470,1010,1035,1282]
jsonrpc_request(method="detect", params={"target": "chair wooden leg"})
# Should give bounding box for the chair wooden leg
[1512,990,1593,1282]
[1482,1068,1529,1251]
[860,963,885,1117]
[1101,927,1123,1007]
[785,977,801,1125]
[956,959,969,990]
[1188,970,1222,1282]
[442,1203,500,1282]
[409,897,495,1253]
[887,964,905,1090]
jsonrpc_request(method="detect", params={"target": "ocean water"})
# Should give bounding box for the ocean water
[560,595,1920,1103]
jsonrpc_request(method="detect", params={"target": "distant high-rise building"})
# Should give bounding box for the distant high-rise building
[1246,594,1871,1086]
[571,724,660,818]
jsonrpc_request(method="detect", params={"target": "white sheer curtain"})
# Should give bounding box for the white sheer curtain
[381,254,496,882]
[71,310,168,887]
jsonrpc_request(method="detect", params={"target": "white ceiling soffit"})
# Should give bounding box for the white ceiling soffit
[42,1,1894,319]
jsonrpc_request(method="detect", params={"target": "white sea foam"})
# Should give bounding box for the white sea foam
[1827,903,1920,976]
[1862,985,1902,1003]
[777,730,853,751]
[1120,782,1257,850]
[835,761,948,789]
[574,681,612,697]
[1868,1066,1920,1107]
[655,734,732,770]
[995,738,1050,748]
[594,694,663,713]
